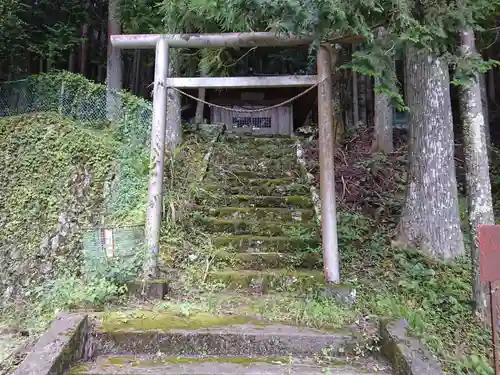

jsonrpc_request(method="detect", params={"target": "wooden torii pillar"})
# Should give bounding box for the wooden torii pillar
[110,32,344,284]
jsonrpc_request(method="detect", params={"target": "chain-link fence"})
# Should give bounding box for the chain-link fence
[0,72,152,144]
[82,225,145,281]
[0,72,153,277]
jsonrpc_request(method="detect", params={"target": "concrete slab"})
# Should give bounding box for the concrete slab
[66,354,393,375]
[380,318,444,375]
[92,318,364,357]
[12,313,88,375]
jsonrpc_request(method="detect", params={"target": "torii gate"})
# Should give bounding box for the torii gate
[109,32,354,285]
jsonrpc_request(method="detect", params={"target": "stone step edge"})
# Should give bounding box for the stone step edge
[211,235,320,252]
[68,354,393,375]
[215,251,322,270]
[195,217,318,228]
[90,321,365,358]
[191,205,315,215]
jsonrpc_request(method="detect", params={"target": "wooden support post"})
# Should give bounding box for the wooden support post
[144,37,169,279]
[317,44,340,284]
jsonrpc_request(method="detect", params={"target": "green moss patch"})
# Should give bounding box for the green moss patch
[204,195,313,209]
[70,355,290,371]
[216,251,322,270]
[211,235,319,253]
[195,217,317,236]
[99,310,269,332]
[202,182,310,196]
[209,269,324,293]
[0,113,117,289]
[203,206,315,222]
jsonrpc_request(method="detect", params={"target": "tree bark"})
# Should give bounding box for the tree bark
[195,87,206,124]
[106,0,122,121]
[97,27,107,84]
[366,76,374,125]
[358,74,367,126]
[68,51,76,72]
[372,27,393,153]
[166,51,182,153]
[460,27,494,323]
[80,24,89,76]
[396,45,464,259]
[373,83,393,153]
[487,67,495,105]
[479,73,490,151]
[132,50,141,95]
[332,72,344,144]
[352,44,359,127]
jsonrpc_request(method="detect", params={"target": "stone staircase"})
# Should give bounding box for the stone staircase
[194,135,324,293]
[57,135,394,375]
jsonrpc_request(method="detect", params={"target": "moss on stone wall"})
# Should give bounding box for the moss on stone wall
[0,113,118,298]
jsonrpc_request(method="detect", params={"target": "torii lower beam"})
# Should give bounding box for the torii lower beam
[166,75,317,89]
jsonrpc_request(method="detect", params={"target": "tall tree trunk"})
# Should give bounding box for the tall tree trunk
[352,72,359,126]
[487,68,495,105]
[195,87,206,124]
[396,45,464,259]
[366,76,374,125]
[80,24,89,76]
[333,73,344,144]
[106,0,122,121]
[195,62,207,124]
[372,27,393,153]
[132,50,141,95]
[351,44,359,128]
[68,51,76,72]
[97,27,107,83]
[479,73,490,151]
[358,74,367,126]
[166,52,182,153]
[373,83,393,153]
[460,28,494,323]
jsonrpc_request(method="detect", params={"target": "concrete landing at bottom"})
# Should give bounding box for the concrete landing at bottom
[67,355,392,375]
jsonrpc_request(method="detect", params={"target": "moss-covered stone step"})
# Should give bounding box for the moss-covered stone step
[91,310,371,358]
[212,235,319,253]
[221,134,298,144]
[67,354,392,374]
[216,251,322,270]
[214,143,295,159]
[198,207,315,223]
[205,176,297,186]
[196,195,313,209]
[209,166,300,180]
[210,157,298,171]
[202,181,310,196]
[208,269,324,293]
[195,218,317,236]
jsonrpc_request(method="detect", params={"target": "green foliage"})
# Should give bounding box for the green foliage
[28,275,126,316]
[0,72,152,224]
[336,214,493,374]
[0,71,153,329]
[158,0,499,102]
[85,246,146,285]
[0,113,116,259]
